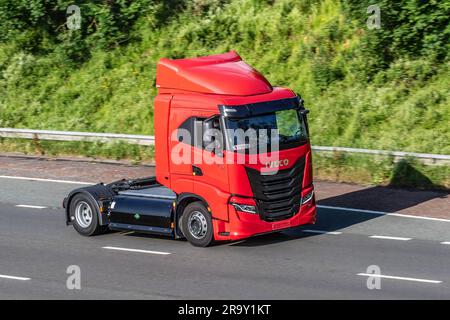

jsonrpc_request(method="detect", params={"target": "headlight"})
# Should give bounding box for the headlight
[231,203,257,214]
[301,191,314,205]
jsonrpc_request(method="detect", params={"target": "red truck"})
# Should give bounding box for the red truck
[63,51,317,247]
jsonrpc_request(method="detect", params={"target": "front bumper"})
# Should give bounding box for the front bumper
[213,200,317,241]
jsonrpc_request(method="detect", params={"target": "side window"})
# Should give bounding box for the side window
[177,117,195,146]
[177,115,224,154]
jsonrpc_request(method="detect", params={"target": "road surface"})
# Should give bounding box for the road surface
[0,156,449,299]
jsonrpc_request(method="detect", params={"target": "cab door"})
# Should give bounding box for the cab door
[192,115,230,206]
[168,100,195,193]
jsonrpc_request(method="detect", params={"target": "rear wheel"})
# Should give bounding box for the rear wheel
[69,193,107,236]
[181,202,214,247]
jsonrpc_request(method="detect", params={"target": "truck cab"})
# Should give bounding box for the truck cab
[64,51,316,247]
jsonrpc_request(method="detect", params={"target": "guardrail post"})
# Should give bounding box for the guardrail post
[32,133,43,155]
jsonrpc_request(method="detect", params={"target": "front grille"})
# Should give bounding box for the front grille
[245,157,305,221]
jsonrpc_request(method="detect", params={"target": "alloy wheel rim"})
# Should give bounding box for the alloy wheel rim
[188,211,208,239]
[75,201,93,228]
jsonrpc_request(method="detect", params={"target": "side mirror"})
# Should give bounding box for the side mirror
[202,120,214,147]
[202,117,224,157]
[299,109,310,115]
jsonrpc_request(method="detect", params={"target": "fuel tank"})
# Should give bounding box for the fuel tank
[109,186,176,235]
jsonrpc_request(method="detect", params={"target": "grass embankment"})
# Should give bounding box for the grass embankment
[0,0,448,188]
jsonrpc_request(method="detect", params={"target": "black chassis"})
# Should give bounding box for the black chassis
[63,177,185,239]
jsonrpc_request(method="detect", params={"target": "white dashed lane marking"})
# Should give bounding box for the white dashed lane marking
[102,246,171,255]
[15,205,47,209]
[0,274,31,281]
[119,231,135,236]
[302,229,342,235]
[369,235,412,241]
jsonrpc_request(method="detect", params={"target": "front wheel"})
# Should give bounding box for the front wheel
[181,202,214,247]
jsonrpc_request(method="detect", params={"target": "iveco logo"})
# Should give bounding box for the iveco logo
[264,159,289,169]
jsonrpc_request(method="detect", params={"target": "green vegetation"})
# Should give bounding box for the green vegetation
[0,0,448,188]
[313,152,450,189]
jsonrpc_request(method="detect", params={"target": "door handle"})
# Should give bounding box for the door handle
[192,165,203,176]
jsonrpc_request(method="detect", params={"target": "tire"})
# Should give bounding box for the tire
[181,202,214,247]
[69,193,107,236]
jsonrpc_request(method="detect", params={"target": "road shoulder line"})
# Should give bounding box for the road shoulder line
[317,205,450,222]
[0,175,93,185]
[357,273,442,284]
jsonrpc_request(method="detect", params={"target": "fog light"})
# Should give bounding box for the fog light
[301,191,314,205]
[231,203,257,214]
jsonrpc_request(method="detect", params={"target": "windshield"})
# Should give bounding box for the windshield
[224,108,309,153]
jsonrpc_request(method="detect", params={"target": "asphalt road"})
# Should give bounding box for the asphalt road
[0,176,449,299]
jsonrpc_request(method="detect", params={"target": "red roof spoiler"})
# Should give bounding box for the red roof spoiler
[156,51,272,96]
